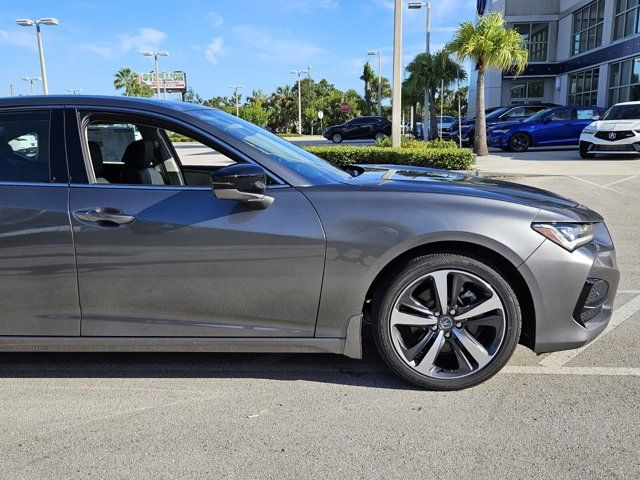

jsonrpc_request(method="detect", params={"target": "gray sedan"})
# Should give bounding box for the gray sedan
[0,96,619,390]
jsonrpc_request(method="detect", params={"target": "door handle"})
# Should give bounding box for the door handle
[74,208,136,225]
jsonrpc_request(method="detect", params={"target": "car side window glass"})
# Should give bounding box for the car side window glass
[84,119,241,187]
[0,110,51,183]
[577,109,597,120]
[505,107,526,118]
[548,109,573,121]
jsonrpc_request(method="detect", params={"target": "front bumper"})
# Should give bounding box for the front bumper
[580,132,640,154]
[487,131,510,147]
[519,222,619,353]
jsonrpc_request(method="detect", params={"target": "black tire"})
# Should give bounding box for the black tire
[580,142,595,159]
[508,133,531,152]
[374,131,387,142]
[372,253,521,390]
[331,132,343,143]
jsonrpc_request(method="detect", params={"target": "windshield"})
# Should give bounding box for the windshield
[189,107,352,185]
[483,107,510,121]
[601,104,640,120]
[524,108,552,123]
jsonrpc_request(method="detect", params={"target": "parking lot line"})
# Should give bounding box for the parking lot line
[501,366,640,376]
[569,176,636,197]
[539,294,640,369]
[604,175,637,187]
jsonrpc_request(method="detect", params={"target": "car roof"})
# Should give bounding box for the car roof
[0,95,208,114]
[614,101,640,106]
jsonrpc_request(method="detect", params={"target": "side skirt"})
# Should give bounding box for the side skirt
[0,337,346,355]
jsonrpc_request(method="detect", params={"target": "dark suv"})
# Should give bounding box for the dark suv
[450,104,558,146]
[322,116,391,143]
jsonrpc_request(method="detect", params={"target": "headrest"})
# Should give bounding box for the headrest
[88,141,103,176]
[121,139,155,169]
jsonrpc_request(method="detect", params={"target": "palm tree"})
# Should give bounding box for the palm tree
[446,12,528,156]
[371,76,392,113]
[113,67,135,94]
[360,63,375,116]
[404,50,467,140]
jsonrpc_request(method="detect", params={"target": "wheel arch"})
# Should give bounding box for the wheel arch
[362,239,536,350]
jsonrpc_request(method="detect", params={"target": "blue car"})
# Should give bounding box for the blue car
[487,106,606,152]
[451,104,556,145]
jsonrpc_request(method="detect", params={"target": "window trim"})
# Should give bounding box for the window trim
[72,107,286,188]
[567,67,600,106]
[571,0,605,57]
[512,22,549,63]
[614,0,640,41]
[608,55,640,105]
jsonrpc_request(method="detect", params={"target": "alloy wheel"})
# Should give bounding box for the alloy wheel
[388,269,506,379]
[510,134,530,152]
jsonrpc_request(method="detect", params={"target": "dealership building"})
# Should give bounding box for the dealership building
[468,0,640,115]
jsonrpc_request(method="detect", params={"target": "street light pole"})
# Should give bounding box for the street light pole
[142,51,169,98]
[408,2,430,140]
[16,18,59,95]
[367,50,383,116]
[290,68,311,135]
[229,85,243,116]
[22,76,41,95]
[391,0,403,147]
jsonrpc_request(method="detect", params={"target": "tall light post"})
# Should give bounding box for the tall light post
[21,76,41,95]
[290,67,311,135]
[229,85,243,116]
[367,50,383,116]
[16,18,59,95]
[391,0,403,147]
[142,51,169,98]
[408,1,430,140]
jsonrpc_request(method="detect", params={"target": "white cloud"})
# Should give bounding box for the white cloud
[0,28,37,50]
[231,25,323,64]
[205,37,225,65]
[208,11,223,27]
[80,27,167,58]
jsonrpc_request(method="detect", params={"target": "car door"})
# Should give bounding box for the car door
[65,108,326,337]
[534,108,575,145]
[0,108,80,336]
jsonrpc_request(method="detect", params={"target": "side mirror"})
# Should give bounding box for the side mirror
[210,164,274,209]
[592,115,600,120]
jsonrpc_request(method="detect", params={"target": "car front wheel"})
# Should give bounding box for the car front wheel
[508,133,530,152]
[372,253,521,390]
[580,141,595,159]
[331,132,343,143]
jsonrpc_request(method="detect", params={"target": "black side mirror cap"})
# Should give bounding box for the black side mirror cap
[210,164,274,209]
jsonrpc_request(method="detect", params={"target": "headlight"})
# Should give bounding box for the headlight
[582,126,597,135]
[532,222,595,251]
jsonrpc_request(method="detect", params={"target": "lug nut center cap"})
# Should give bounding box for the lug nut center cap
[438,316,453,330]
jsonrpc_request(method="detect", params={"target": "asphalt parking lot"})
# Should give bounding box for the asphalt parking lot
[1,168,639,479]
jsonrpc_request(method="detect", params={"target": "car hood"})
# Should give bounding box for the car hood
[488,121,525,131]
[341,165,600,219]
[590,119,640,130]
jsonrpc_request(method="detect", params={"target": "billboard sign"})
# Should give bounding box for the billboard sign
[137,71,187,92]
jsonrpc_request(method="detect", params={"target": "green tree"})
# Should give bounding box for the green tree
[183,87,203,104]
[360,62,375,116]
[404,50,466,140]
[446,12,528,155]
[113,67,154,98]
[370,76,392,114]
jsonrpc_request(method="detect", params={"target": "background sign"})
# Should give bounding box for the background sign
[339,102,350,113]
[318,110,324,119]
[137,71,187,93]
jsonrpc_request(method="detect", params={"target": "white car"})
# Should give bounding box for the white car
[579,101,640,158]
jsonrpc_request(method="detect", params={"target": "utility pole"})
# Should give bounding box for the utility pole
[408,2,431,140]
[16,18,59,94]
[142,51,169,98]
[391,0,403,147]
[229,85,243,116]
[367,51,383,116]
[290,67,311,135]
[9,84,15,97]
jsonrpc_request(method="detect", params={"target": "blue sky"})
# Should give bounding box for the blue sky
[0,0,476,99]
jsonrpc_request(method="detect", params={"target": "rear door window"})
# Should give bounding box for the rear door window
[0,110,51,182]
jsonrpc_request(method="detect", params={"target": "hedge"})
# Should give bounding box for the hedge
[304,145,473,170]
